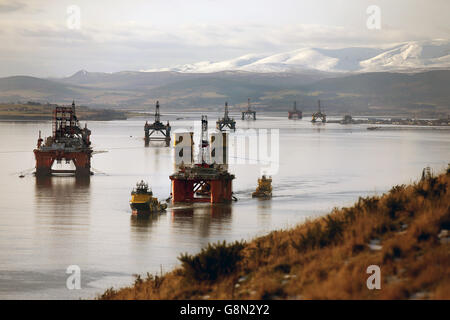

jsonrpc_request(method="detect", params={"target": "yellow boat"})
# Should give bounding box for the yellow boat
[252,175,272,199]
[130,180,167,215]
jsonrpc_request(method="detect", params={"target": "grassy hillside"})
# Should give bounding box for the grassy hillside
[101,167,450,300]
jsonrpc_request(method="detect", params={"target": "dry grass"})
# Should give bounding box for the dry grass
[101,167,450,300]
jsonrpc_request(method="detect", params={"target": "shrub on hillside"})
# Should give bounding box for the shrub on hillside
[291,215,345,252]
[178,240,245,282]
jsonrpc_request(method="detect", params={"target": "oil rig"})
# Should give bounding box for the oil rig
[34,101,92,176]
[144,101,171,146]
[288,101,302,119]
[241,98,256,120]
[170,115,234,203]
[216,102,236,131]
[311,100,326,123]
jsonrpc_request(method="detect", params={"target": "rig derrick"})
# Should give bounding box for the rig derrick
[144,101,171,147]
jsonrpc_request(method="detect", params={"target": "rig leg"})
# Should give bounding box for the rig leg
[172,180,194,202]
[34,152,54,176]
[144,129,150,146]
[73,153,92,176]
[75,167,91,176]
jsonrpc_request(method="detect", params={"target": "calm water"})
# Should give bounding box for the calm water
[0,113,449,299]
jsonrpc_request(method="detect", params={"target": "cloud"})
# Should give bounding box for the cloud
[0,20,438,77]
[0,0,25,13]
[0,0,447,77]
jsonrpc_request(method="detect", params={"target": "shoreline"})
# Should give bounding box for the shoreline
[0,103,128,121]
[0,115,128,121]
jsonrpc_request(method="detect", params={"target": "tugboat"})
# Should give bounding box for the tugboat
[252,175,272,199]
[130,180,167,215]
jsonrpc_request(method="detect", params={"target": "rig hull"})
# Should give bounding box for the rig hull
[288,111,302,119]
[171,175,233,203]
[34,149,92,177]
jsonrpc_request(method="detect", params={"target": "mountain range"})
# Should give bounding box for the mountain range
[143,40,450,73]
[0,40,449,117]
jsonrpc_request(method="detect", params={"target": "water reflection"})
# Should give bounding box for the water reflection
[256,198,272,228]
[130,213,163,230]
[129,213,165,243]
[211,204,232,222]
[170,204,232,238]
[34,176,91,228]
[35,176,91,210]
[32,176,92,267]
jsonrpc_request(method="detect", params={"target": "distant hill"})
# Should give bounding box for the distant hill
[0,76,80,99]
[0,69,449,117]
[0,70,331,110]
[0,102,127,121]
[290,70,450,116]
[59,69,328,89]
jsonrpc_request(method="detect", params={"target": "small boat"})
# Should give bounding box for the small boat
[252,175,272,199]
[130,180,167,216]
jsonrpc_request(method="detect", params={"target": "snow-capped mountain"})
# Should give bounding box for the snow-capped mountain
[143,40,450,74]
[152,54,266,73]
[359,40,450,72]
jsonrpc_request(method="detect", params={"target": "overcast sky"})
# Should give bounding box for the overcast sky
[0,0,449,77]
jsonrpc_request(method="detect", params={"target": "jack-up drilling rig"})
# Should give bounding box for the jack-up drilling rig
[216,102,236,131]
[144,101,171,146]
[311,100,326,123]
[288,101,302,119]
[241,98,256,120]
[34,101,92,177]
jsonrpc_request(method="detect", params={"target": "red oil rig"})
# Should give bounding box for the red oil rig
[288,101,302,119]
[170,115,234,203]
[144,101,171,147]
[34,101,92,176]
